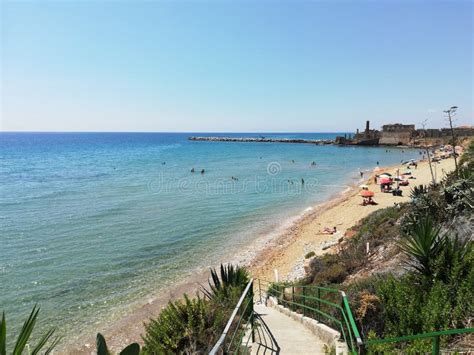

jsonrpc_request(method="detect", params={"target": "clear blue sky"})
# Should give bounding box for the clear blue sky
[1,0,472,132]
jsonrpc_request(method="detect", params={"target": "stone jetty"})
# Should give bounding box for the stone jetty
[188,136,334,145]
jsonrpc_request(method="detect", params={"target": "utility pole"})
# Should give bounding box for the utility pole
[444,106,459,176]
[421,120,436,185]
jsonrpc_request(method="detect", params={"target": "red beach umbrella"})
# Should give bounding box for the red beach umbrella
[360,190,375,197]
[380,178,392,184]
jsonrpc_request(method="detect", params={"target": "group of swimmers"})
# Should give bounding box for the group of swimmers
[287,178,305,185]
[190,168,205,174]
[187,160,318,182]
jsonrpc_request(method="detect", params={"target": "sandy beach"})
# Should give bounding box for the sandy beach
[68,155,456,354]
[248,157,456,282]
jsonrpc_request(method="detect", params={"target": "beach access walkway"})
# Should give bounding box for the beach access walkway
[210,279,354,355]
[251,303,326,354]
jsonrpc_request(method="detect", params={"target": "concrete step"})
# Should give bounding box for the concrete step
[251,304,326,354]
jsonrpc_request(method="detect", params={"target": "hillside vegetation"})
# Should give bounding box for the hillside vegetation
[287,140,474,352]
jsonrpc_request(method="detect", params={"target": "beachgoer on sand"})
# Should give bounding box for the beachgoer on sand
[321,226,336,234]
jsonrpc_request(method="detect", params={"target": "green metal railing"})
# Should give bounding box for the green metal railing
[256,279,363,354]
[212,279,473,354]
[364,328,474,354]
[255,279,473,355]
[209,279,255,355]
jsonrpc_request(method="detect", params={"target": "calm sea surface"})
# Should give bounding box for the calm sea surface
[0,132,420,341]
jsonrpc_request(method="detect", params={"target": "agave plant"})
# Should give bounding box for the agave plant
[96,333,140,355]
[443,178,474,212]
[203,264,249,300]
[0,305,60,355]
[409,184,428,200]
[399,217,446,278]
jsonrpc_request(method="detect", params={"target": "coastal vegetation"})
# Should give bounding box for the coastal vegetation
[141,264,249,354]
[96,333,139,355]
[272,140,474,352]
[0,306,60,355]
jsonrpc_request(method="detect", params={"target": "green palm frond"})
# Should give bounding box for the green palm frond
[0,306,59,355]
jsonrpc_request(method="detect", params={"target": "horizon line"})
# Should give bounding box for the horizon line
[0,130,353,134]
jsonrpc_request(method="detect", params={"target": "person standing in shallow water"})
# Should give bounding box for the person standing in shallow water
[201,169,205,174]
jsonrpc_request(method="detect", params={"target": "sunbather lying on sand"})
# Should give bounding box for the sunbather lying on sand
[320,226,337,234]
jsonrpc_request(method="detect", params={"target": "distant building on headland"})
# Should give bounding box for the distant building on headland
[335,121,474,146]
[379,123,415,145]
[335,120,380,145]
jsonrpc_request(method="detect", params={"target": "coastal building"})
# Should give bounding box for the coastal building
[414,125,474,145]
[335,121,380,145]
[379,123,415,145]
[336,121,474,146]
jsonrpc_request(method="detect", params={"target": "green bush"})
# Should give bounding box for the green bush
[142,294,227,354]
[305,251,315,259]
[142,264,249,354]
[349,240,473,341]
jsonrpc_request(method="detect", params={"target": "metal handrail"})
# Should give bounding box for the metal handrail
[209,279,254,355]
[366,327,474,344]
[341,291,363,346]
[257,279,473,355]
[257,279,362,354]
[365,328,474,354]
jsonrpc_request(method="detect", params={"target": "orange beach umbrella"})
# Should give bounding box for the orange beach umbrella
[360,190,375,198]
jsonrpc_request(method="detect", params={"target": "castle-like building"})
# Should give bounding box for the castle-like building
[335,121,474,146]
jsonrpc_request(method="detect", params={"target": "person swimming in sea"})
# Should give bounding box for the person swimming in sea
[191,168,195,173]
[301,178,305,185]
[201,169,205,174]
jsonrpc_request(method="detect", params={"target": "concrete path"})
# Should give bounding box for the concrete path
[251,304,326,354]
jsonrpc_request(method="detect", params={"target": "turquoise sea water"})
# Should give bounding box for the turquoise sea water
[0,132,420,342]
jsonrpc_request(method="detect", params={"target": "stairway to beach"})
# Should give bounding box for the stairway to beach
[251,303,326,354]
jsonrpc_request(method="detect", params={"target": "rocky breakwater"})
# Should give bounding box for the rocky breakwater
[188,136,334,145]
